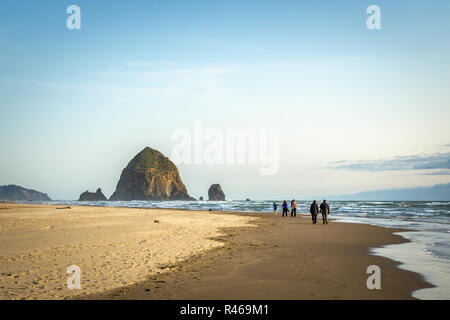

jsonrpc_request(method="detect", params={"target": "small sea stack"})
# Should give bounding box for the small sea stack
[208,184,225,201]
[78,188,107,201]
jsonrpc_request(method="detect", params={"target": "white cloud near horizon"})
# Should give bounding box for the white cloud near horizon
[1,78,70,89]
[124,61,181,68]
[326,152,450,172]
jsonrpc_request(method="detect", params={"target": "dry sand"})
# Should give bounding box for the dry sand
[0,204,432,300]
[0,203,255,299]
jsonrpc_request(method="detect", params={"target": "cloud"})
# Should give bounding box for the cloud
[124,61,180,68]
[1,78,69,89]
[417,170,450,176]
[325,152,450,172]
[94,62,247,99]
[2,62,245,99]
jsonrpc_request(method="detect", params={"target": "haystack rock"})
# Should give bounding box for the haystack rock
[110,147,195,201]
[208,184,225,201]
[78,188,107,201]
[0,184,51,201]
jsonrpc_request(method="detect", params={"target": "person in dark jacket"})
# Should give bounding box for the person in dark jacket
[310,200,319,224]
[282,200,289,217]
[320,200,330,224]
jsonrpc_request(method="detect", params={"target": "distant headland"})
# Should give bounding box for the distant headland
[0,185,51,202]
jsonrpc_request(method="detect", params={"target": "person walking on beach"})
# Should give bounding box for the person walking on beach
[291,199,298,218]
[320,200,330,224]
[310,200,319,224]
[273,201,278,215]
[282,200,289,217]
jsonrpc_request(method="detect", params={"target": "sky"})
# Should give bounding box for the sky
[0,0,449,200]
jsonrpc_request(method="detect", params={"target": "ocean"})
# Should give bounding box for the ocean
[31,199,450,299]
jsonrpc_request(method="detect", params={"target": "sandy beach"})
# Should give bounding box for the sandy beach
[0,203,255,299]
[0,203,432,300]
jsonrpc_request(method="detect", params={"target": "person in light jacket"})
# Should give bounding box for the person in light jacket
[291,199,298,218]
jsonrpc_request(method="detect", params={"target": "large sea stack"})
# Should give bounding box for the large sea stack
[208,184,225,201]
[78,188,107,201]
[0,185,51,201]
[110,147,195,201]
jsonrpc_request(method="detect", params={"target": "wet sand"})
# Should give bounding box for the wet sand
[0,203,432,300]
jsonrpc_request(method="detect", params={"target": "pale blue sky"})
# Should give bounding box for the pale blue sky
[1,0,449,200]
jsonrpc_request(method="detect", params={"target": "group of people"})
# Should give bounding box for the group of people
[274,199,298,218]
[272,200,330,224]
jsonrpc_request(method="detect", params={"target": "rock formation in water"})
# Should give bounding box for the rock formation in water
[199,196,204,201]
[0,185,51,201]
[78,188,107,201]
[110,147,195,201]
[208,184,225,201]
